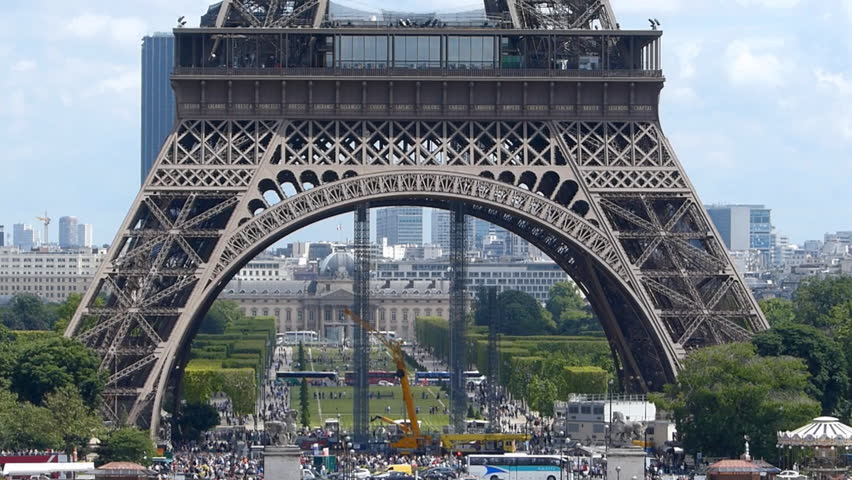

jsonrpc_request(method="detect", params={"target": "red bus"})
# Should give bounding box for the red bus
[344,371,397,385]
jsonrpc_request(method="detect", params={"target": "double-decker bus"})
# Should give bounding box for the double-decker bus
[467,454,570,480]
[415,371,452,384]
[276,371,338,385]
[344,370,398,385]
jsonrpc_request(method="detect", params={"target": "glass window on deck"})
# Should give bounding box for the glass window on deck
[337,36,389,69]
[447,36,495,69]
[393,36,440,68]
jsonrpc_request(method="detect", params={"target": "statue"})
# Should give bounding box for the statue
[610,411,645,445]
[266,412,298,446]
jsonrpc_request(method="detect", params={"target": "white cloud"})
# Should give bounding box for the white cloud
[65,13,147,47]
[724,38,790,88]
[91,70,142,96]
[673,42,701,80]
[611,0,683,13]
[10,60,36,73]
[815,69,852,95]
[666,86,702,107]
[735,0,801,7]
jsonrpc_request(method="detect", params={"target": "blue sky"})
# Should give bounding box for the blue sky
[0,0,850,246]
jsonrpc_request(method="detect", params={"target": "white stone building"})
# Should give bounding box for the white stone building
[0,247,107,302]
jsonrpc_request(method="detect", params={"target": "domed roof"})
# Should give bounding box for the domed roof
[778,416,852,447]
[319,250,355,278]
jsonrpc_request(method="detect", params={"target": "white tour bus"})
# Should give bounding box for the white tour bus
[467,454,571,480]
[280,331,319,345]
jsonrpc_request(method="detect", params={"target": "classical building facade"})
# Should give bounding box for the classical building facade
[0,247,107,302]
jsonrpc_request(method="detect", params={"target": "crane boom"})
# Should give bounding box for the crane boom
[343,308,422,438]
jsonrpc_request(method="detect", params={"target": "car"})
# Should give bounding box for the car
[777,471,803,480]
[377,380,394,386]
[421,467,458,479]
[353,468,372,479]
[372,472,415,480]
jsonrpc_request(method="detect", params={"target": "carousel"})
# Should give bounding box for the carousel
[777,416,852,480]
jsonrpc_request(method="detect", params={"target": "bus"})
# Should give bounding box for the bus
[279,331,320,345]
[277,371,338,385]
[344,370,398,385]
[415,371,486,385]
[467,454,570,480]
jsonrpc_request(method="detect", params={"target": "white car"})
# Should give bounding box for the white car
[777,471,803,480]
[377,380,394,386]
[353,468,372,479]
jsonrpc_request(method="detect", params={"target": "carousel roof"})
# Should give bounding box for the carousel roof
[777,416,852,447]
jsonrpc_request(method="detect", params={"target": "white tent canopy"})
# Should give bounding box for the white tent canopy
[2,462,95,476]
[777,416,852,447]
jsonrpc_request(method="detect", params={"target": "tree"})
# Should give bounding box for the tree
[752,323,849,414]
[1,294,58,330]
[97,428,155,466]
[172,403,221,444]
[297,342,307,372]
[299,379,311,428]
[53,293,83,334]
[43,386,104,453]
[546,281,601,335]
[527,377,558,417]
[11,335,105,405]
[793,277,852,329]
[0,390,63,452]
[653,343,819,460]
[476,290,555,335]
[199,300,244,335]
[758,298,796,327]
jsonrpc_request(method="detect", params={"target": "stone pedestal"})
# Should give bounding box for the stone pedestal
[264,445,302,480]
[607,447,647,480]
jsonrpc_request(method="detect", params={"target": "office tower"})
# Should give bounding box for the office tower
[375,207,423,246]
[59,216,79,248]
[141,33,176,183]
[0,225,4,247]
[77,224,93,248]
[431,209,474,252]
[13,224,36,251]
[705,204,772,252]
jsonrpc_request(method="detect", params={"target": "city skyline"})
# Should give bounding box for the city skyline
[0,0,850,246]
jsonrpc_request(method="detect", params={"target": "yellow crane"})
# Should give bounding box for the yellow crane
[342,308,432,453]
[35,212,50,246]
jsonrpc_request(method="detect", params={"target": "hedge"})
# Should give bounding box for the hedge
[183,362,256,414]
[557,366,609,396]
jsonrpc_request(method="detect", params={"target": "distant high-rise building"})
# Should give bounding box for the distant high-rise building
[77,224,93,248]
[141,33,176,183]
[430,209,474,252]
[705,205,772,251]
[375,208,423,246]
[0,225,4,247]
[13,224,36,251]
[59,216,79,248]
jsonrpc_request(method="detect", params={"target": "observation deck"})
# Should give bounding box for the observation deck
[171,1,665,121]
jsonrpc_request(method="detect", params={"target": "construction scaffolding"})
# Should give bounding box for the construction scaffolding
[449,203,468,434]
[352,204,371,444]
[485,287,501,432]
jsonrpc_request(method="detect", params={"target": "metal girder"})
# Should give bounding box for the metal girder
[69,66,767,432]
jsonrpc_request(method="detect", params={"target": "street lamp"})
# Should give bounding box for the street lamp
[616,465,621,480]
[344,435,352,479]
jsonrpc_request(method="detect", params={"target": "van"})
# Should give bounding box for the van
[385,464,413,475]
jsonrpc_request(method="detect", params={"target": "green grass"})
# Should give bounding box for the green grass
[289,385,450,432]
[290,347,449,431]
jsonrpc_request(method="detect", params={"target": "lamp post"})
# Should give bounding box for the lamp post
[344,435,352,479]
[606,378,614,480]
[616,465,621,480]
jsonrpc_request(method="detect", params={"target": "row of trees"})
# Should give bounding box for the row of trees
[654,276,852,460]
[0,326,155,464]
[473,282,602,336]
[0,293,81,332]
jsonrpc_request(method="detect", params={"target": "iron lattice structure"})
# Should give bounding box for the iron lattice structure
[449,204,468,433]
[65,0,768,433]
[352,204,370,443]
